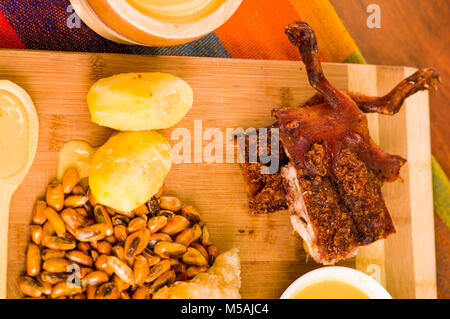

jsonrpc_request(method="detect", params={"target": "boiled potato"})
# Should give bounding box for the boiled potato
[87,72,193,130]
[89,131,172,212]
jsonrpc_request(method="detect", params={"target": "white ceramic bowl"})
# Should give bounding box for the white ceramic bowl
[280,266,392,299]
[70,0,242,46]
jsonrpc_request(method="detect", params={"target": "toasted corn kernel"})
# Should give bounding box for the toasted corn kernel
[133,204,149,217]
[104,235,118,245]
[201,225,212,246]
[114,225,127,243]
[43,207,66,237]
[81,271,109,288]
[106,256,134,285]
[90,250,99,262]
[124,229,150,260]
[66,250,93,267]
[147,197,160,216]
[32,201,47,225]
[72,293,86,299]
[78,177,89,192]
[207,245,219,264]
[112,215,130,226]
[157,209,174,218]
[76,242,91,254]
[62,168,79,194]
[111,245,124,262]
[96,241,113,255]
[186,265,209,278]
[133,256,149,286]
[192,224,202,242]
[148,233,172,248]
[142,248,161,267]
[64,232,77,241]
[46,182,64,211]
[26,243,41,277]
[182,247,208,267]
[41,249,66,261]
[75,207,88,217]
[146,260,171,283]
[147,216,167,233]
[175,227,195,247]
[71,185,85,195]
[94,255,114,276]
[43,258,71,273]
[94,282,119,299]
[75,223,107,242]
[88,189,98,207]
[190,243,208,261]
[19,276,43,297]
[80,267,93,278]
[51,282,82,298]
[30,225,42,245]
[108,207,135,218]
[124,231,141,260]
[112,274,131,293]
[150,270,176,294]
[127,217,147,233]
[64,195,89,208]
[42,236,76,250]
[159,196,182,212]
[161,215,189,236]
[181,205,202,224]
[86,285,97,299]
[132,285,149,299]
[61,208,88,233]
[154,241,186,259]
[94,205,113,236]
[37,278,52,295]
[40,272,69,285]
[169,258,179,266]
[172,263,188,282]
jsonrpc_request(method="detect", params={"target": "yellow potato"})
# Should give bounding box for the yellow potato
[87,72,193,130]
[89,131,172,212]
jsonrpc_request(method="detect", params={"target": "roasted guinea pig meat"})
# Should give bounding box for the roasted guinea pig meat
[240,20,440,264]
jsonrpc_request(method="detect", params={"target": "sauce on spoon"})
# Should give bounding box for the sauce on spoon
[0,89,30,178]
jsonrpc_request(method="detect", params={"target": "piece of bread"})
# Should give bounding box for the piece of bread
[153,248,241,299]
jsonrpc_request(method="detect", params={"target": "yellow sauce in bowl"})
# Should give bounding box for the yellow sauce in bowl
[0,89,29,178]
[290,280,370,299]
[126,0,225,23]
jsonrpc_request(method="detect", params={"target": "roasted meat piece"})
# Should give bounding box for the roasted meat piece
[240,67,440,215]
[240,20,440,264]
[240,127,289,214]
[276,20,439,264]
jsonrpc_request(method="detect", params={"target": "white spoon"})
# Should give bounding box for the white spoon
[0,81,39,299]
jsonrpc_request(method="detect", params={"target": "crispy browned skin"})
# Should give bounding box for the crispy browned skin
[273,20,408,263]
[241,69,439,215]
[240,127,289,214]
[240,21,440,230]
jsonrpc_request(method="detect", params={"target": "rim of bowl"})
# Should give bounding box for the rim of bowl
[280,266,392,299]
[107,0,243,40]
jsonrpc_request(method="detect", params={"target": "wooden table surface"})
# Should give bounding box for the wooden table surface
[330,0,449,299]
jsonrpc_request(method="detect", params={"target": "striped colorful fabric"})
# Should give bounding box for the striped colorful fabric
[0,0,448,298]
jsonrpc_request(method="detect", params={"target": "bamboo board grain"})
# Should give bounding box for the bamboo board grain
[1,49,436,299]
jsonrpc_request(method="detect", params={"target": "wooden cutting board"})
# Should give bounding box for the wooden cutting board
[1,49,436,299]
